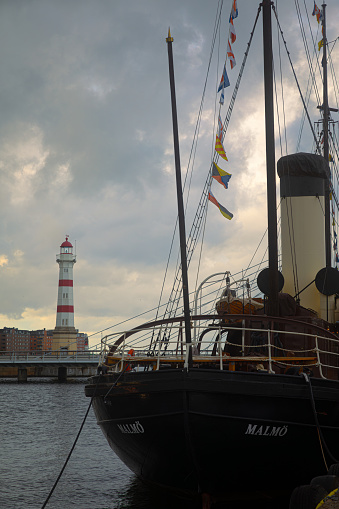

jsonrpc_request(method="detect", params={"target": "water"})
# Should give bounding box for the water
[0,379,288,509]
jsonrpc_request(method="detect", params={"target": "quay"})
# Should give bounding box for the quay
[0,350,100,381]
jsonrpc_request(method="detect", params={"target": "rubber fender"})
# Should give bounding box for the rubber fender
[289,484,327,509]
[310,475,339,494]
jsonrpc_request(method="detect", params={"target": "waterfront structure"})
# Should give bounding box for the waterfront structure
[52,236,77,351]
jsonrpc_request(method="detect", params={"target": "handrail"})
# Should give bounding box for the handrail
[98,314,339,380]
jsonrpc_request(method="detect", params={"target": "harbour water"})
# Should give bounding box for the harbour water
[0,379,288,509]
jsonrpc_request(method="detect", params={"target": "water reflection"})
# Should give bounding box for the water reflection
[114,477,289,509]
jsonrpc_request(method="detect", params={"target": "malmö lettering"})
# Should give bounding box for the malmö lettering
[117,421,144,434]
[245,423,288,437]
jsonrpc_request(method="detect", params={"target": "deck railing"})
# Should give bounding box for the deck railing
[99,314,339,380]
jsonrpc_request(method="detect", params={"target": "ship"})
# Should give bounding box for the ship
[85,0,339,505]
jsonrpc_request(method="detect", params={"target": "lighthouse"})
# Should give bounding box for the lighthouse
[52,236,77,351]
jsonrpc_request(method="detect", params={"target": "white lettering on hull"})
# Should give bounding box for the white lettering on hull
[117,421,145,434]
[245,423,288,437]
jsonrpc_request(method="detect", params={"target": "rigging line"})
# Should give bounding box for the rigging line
[328,36,339,54]
[243,228,268,279]
[273,55,283,158]
[193,189,209,299]
[155,4,225,335]
[296,23,321,151]
[253,209,283,287]
[328,53,339,109]
[212,9,222,163]
[295,0,321,106]
[330,130,339,169]
[220,4,262,139]
[302,372,338,466]
[316,194,325,217]
[276,2,288,155]
[301,0,323,92]
[183,0,224,196]
[243,199,282,281]
[210,4,262,180]
[90,257,271,347]
[294,0,324,154]
[285,195,300,296]
[272,5,323,158]
[187,4,262,267]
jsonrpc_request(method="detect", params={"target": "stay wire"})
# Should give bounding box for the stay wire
[296,0,321,151]
[272,5,322,157]
[276,1,288,156]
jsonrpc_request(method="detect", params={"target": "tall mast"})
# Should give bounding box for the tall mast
[166,29,193,368]
[322,3,331,268]
[262,0,279,316]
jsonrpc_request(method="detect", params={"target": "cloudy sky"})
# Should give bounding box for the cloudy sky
[0,0,338,347]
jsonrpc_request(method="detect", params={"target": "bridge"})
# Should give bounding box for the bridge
[0,350,101,381]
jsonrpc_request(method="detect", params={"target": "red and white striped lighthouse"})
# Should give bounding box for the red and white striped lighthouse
[53,235,77,351]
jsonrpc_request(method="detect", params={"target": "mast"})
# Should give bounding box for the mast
[262,0,279,316]
[166,29,193,368]
[322,3,331,268]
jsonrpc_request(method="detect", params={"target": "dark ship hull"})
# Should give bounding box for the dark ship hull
[85,368,339,498]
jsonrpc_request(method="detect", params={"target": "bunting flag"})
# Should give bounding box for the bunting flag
[212,162,232,189]
[220,87,225,105]
[217,114,224,139]
[229,0,238,21]
[312,2,323,23]
[215,134,228,160]
[318,39,324,51]
[217,65,230,92]
[227,40,236,69]
[208,190,233,220]
[329,153,333,162]
[229,17,236,44]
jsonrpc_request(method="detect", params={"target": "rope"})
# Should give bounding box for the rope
[40,375,102,508]
[302,372,338,468]
[272,5,323,158]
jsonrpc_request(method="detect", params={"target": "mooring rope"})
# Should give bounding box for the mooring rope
[40,375,103,508]
[302,372,338,469]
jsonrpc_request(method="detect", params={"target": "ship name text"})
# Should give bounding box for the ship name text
[117,421,144,434]
[245,423,288,437]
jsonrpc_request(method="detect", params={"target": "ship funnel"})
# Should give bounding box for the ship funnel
[278,152,327,316]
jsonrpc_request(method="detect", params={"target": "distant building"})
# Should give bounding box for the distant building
[77,332,89,351]
[0,327,87,353]
[0,327,30,352]
[30,329,53,353]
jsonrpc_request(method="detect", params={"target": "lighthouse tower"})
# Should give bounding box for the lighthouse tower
[52,236,77,351]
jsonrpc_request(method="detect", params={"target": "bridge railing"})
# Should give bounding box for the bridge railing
[0,350,101,363]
